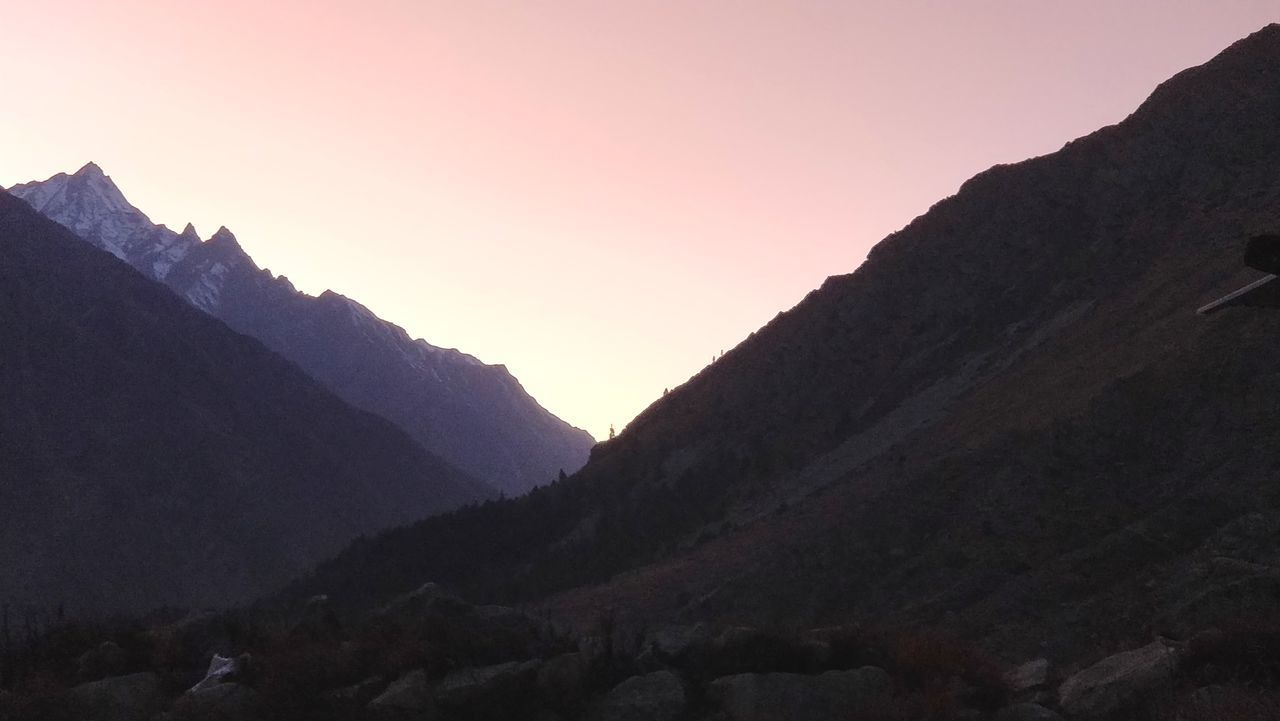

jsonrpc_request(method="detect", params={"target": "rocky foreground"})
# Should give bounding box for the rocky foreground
[2,584,1279,720]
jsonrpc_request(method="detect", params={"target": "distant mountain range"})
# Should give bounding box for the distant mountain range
[0,189,493,613]
[281,24,1280,661]
[9,166,593,495]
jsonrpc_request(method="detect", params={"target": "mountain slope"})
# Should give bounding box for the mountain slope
[280,25,1280,659]
[0,189,492,614]
[8,166,593,495]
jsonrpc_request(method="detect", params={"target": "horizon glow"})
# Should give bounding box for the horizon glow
[1,1,1275,440]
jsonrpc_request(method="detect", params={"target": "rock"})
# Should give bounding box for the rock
[76,640,129,682]
[172,682,258,721]
[594,670,687,721]
[326,676,386,705]
[995,702,1064,721]
[538,652,589,706]
[637,623,720,671]
[190,653,250,692]
[709,666,892,721]
[435,659,541,708]
[67,672,164,721]
[1004,659,1050,695]
[648,623,714,661]
[369,669,432,712]
[1057,640,1180,718]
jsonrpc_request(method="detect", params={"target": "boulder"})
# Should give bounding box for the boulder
[995,702,1064,721]
[594,670,687,721]
[369,669,432,712]
[1004,659,1050,695]
[67,672,164,721]
[435,659,541,708]
[648,623,714,661]
[76,640,130,682]
[538,652,589,706]
[189,653,250,692]
[709,666,893,721]
[326,676,386,705]
[171,682,258,721]
[1057,640,1180,718]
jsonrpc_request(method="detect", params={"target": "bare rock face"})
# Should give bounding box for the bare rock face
[1058,640,1180,718]
[708,666,893,721]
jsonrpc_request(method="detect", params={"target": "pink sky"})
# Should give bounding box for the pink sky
[2,1,1275,439]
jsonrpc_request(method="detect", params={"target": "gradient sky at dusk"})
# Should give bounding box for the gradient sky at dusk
[2,1,1275,439]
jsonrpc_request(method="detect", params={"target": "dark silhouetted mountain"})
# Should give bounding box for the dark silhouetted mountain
[281,25,1280,660]
[0,189,492,614]
[9,167,593,495]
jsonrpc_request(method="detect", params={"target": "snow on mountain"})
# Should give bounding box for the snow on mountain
[9,162,184,263]
[9,166,595,494]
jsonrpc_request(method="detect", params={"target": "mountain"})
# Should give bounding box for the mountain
[281,25,1280,660]
[8,167,593,495]
[0,188,492,614]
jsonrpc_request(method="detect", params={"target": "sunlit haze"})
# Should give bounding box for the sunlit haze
[2,1,1273,439]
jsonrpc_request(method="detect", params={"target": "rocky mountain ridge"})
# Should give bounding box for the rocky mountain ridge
[0,188,491,613]
[9,166,593,494]
[283,23,1280,664]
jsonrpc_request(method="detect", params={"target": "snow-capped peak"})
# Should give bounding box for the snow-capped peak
[9,163,151,259]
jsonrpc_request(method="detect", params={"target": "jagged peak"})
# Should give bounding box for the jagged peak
[180,222,199,240]
[7,162,143,226]
[206,226,248,256]
[66,162,128,203]
[73,161,105,179]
